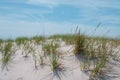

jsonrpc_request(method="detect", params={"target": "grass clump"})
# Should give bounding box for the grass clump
[42,40,59,57]
[0,39,3,49]
[88,39,115,79]
[0,39,3,43]
[42,43,51,56]
[76,33,119,79]
[22,42,34,58]
[15,37,29,45]
[43,40,61,70]
[32,36,45,44]
[5,39,14,43]
[49,34,75,45]
[1,41,15,70]
[74,29,86,55]
[49,53,61,70]
[90,53,108,80]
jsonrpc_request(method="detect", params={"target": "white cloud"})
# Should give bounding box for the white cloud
[0,6,53,22]
[99,15,120,24]
[0,20,119,39]
[0,0,119,39]
[27,0,120,9]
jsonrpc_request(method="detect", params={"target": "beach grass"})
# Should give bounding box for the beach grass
[0,31,119,80]
[1,41,15,70]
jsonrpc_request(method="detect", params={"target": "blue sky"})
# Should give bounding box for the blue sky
[0,0,120,39]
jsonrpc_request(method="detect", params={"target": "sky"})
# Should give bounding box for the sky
[0,0,120,39]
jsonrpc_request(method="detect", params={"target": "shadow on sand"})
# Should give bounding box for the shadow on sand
[51,67,66,80]
[40,66,66,80]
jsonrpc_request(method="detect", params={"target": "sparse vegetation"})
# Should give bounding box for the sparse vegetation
[46,40,61,70]
[0,41,16,70]
[32,36,45,44]
[42,43,51,56]
[49,53,61,70]
[49,34,75,45]
[0,32,119,80]
[74,28,86,55]
[15,37,30,45]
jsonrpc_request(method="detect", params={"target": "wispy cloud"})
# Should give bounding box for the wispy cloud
[26,0,120,25]
[0,20,119,39]
[0,0,120,38]
[27,0,120,9]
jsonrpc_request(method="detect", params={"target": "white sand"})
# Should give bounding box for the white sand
[0,42,120,80]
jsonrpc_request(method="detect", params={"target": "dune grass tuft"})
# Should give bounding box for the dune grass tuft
[32,36,45,44]
[74,28,86,55]
[49,53,61,70]
[1,41,15,70]
[15,37,29,45]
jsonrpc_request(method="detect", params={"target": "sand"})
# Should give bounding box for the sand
[0,42,120,80]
